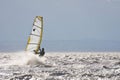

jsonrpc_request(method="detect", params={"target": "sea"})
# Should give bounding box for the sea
[0,40,120,52]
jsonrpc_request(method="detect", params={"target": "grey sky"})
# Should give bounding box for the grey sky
[0,0,120,42]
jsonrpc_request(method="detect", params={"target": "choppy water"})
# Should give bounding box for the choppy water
[0,52,120,80]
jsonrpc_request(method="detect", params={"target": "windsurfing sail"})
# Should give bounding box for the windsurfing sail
[25,16,43,52]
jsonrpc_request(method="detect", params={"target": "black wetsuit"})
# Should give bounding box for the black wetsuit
[39,48,45,56]
[33,48,45,56]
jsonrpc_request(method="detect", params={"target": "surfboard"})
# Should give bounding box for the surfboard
[25,16,43,53]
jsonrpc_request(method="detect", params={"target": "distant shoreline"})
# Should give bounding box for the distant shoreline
[0,40,120,52]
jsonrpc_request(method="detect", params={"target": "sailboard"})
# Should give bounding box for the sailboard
[25,16,43,52]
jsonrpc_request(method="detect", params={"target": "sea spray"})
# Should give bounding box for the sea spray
[4,51,46,66]
[24,51,46,65]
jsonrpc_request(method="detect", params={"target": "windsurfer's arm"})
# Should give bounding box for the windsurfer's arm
[33,50,37,54]
[39,48,41,52]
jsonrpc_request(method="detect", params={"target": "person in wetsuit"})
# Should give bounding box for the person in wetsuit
[39,48,45,56]
[33,48,45,56]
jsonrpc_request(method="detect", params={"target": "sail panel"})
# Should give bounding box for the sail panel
[31,25,41,35]
[34,19,41,27]
[29,35,40,44]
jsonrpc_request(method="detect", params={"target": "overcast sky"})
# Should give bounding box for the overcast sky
[0,0,120,43]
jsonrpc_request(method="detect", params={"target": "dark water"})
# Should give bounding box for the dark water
[0,40,120,52]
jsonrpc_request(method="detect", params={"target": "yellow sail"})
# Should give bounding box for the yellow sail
[25,16,43,52]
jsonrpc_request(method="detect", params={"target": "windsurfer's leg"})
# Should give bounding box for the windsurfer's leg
[33,50,38,54]
[39,48,45,56]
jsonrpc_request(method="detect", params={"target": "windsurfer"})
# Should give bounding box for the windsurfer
[39,48,45,56]
[33,48,45,56]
